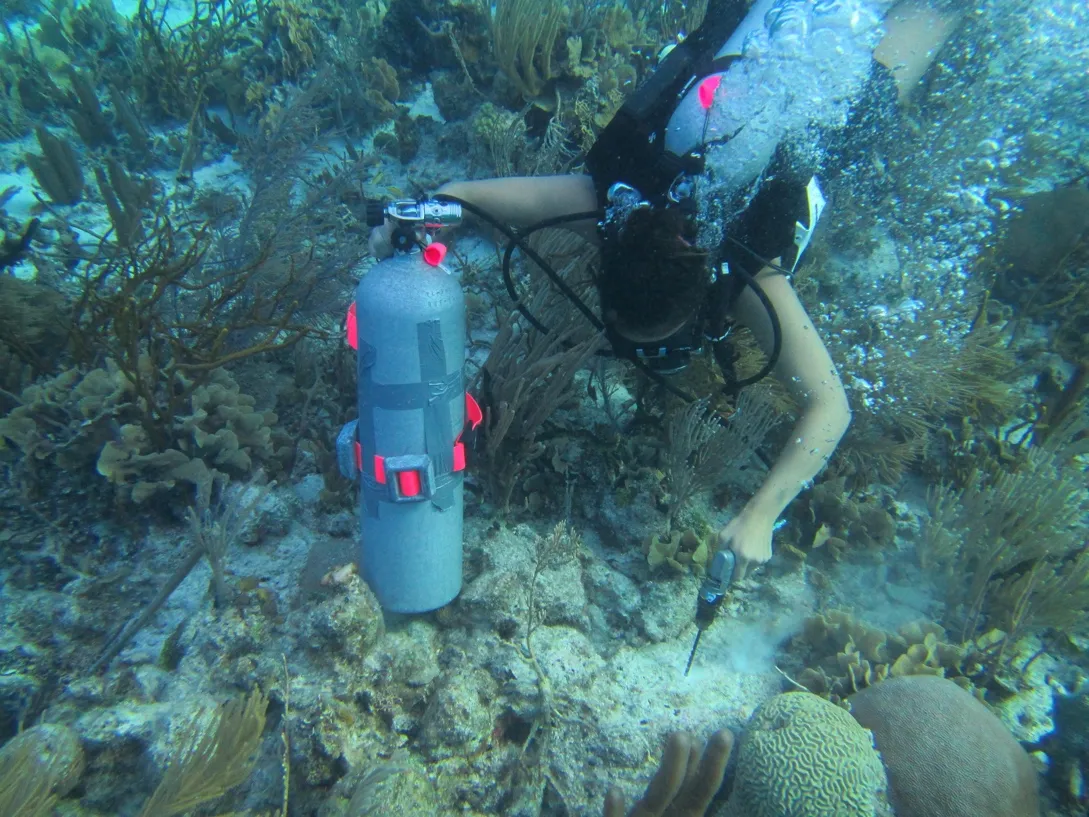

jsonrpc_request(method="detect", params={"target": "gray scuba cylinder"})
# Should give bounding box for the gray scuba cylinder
[337,243,466,613]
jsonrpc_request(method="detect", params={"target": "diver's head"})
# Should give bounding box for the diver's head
[597,199,711,346]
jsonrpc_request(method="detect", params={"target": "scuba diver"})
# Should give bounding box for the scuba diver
[370,0,962,580]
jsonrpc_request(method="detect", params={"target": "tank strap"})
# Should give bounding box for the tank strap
[354,318,465,513]
[345,392,481,501]
[341,302,477,510]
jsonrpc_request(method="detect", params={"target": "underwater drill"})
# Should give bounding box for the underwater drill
[684,548,737,675]
[336,198,481,613]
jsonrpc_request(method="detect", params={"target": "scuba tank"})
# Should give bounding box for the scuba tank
[337,200,476,613]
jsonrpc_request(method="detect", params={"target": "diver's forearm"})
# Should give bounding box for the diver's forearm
[727,271,852,521]
[436,176,598,232]
[745,401,851,522]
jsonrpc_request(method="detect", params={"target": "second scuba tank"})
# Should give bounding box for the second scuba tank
[338,245,467,613]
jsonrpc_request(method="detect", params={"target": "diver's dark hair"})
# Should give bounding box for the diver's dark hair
[597,206,710,336]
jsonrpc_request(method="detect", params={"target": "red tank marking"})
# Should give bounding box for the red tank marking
[698,75,722,110]
[346,302,358,350]
[370,389,474,490]
[466,393,483,430]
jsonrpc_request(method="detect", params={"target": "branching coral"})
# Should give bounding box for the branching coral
[0,51,33,140]
[486,0,678,158]
[24,126,84,205]
[0,687,283,816]
[490,0,567,100]
[662,391,778,530]
[136,687,269,817]
[922,444,1089,670]
[480,300,603,510]
[91,474,272,671]
[0,724,83,817]
[629,0,708,44]
[3,75,362,506]
[477,233,604,510]
[67,200,311,456]
[827,305,1021,485]
[35,0,128,59]
[263,0,330,77]
[468,97,580,178]
[129,0,264,120]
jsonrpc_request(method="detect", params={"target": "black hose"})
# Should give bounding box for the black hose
[720,255,783,389]
[433,192,784,404]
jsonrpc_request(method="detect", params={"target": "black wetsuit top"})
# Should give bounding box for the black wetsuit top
[586,27,900,310]
[583,0,902,384]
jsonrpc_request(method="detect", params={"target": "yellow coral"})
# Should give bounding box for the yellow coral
[643,529,711,575]
[794,611,987,704]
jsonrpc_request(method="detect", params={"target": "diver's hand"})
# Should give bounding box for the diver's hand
[368,221,395,260]
[604,730,734,817]
[716,508,776,580]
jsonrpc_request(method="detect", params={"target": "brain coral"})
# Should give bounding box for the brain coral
[721,692,892,817]
[848,675,1040,817]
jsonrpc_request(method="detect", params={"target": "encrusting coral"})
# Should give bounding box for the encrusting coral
[790,610,988,704]
[0,360,277,506]
[642,528,712,575]
[0,274,69,386]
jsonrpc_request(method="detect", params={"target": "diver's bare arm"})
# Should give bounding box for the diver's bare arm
[729,271,852,521]
[874,0,963,101]
[437,176,600,240]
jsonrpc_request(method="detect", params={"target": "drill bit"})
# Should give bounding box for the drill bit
[683,549,736,676]
[684,628,704,676]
